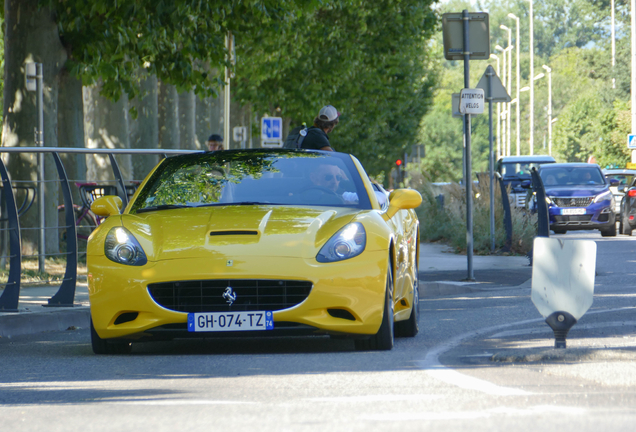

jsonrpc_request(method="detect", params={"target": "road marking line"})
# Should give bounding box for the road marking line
[418,306,636,396]
[307,394,442,403]
[364,405,585,421]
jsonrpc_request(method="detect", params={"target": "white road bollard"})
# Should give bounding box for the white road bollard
[531,237,597,348]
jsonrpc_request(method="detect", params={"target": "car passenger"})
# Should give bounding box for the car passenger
[301,105,341,151]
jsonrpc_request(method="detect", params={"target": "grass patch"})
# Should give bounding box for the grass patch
[414,179,536,255]
[0,258,87,286]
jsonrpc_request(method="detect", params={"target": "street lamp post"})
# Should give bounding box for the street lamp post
[612,0,616,89]
[501,24,513,158]
[496,44,507,155]
[490,54,501,159]
[508,13,521,155]
[530,0,535,155]
[543,65,553,156]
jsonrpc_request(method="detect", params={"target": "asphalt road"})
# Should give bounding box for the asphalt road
[1,231,636,431]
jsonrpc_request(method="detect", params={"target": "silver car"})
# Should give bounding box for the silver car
[602,169,636,214]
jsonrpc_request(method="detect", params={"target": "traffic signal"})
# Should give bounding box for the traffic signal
[395,159,403,184]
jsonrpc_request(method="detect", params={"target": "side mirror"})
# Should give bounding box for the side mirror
[520,180,532,189]
[91,195,123,217]
[610,178,619,186]
[383,189,422,220]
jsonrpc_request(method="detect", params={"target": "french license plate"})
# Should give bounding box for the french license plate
[561,208,586,215]
[187,311,274,332]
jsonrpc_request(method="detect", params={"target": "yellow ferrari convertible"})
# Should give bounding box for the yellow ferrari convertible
[87,149,421,354]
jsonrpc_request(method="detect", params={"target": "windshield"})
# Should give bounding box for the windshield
[540,166,605,186]
[130,150,371,213]
[500,162,547,179]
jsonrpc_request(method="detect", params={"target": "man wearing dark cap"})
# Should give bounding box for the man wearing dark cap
[301,105,340,151]
[206,134,224,151]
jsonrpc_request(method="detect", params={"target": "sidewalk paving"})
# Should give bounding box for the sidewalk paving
[419,242,531,297]
[0,242,532,338]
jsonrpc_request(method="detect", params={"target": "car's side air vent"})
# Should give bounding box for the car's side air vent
[209,231,258,236]
[327,309,356,321]
[114,312,139,325]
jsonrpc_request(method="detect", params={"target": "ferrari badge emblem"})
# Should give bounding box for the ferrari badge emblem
[223,287,237,306]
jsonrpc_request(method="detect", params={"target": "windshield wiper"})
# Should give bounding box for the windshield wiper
[136,204,190,213]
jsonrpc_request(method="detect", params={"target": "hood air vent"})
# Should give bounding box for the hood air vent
[209,230,258,236]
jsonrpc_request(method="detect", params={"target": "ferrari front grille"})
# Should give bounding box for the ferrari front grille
[553,197,593,207]
[147,279,313,313]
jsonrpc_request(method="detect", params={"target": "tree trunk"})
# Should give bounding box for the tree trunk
[84,85,133,183]
[158,82,179,150]
[58,68,86,205]
[179,91,196,150]
[196,95,212,149]
[130,72,159,181]
[2,0,67,257]
[209,94,224,143]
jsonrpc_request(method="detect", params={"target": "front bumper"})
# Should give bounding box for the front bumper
[549,202,615,231]
[88,252,389,341]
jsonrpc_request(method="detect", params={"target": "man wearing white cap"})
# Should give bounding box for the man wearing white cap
[301,105,340,151]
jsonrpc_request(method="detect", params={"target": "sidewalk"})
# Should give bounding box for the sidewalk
[418,242,531,297]
[0,243,532,338]
[0,284,90,338]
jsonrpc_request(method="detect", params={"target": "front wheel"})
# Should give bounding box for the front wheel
[623,212,632,236]
[90,317,132,355]
[600,222,617,237]
[355,263,394,351]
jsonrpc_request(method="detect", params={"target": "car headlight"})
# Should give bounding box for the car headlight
[546,196,554,205]
[104,227,148,266]
[316,222,366,263]
[594,190,613,204]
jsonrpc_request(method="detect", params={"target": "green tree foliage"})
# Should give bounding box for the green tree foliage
[45,0,439,178]
[233,0,439,176]
[419,0,632,183]
[47,0,312,101]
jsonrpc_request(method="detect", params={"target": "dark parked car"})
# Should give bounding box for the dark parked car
[618,176,636,235]
[496,155,556,208]
[537,163,617,236]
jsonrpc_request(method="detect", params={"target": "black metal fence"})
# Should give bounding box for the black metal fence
[0,147,199,312]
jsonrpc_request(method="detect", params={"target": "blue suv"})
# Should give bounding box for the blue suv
[538,163,617,236]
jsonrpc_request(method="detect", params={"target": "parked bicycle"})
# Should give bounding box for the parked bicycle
[57,181,139,259]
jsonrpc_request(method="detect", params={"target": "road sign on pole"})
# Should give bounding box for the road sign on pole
[628,134,636,149]
[442,10,489,281]
[261,117,283,148]
[459,88,485,114]
[476,65,511,103]
[442,12,490,60]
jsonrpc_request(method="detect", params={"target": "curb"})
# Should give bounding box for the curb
[421,279,531,298]
[0,307,91,338]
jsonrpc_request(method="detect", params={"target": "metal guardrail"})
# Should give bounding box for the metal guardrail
[0,147,200,311]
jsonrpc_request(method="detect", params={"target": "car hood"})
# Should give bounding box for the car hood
[545,185,609,197]
[121,205,360,261]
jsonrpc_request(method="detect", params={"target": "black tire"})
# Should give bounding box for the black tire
[90,317,132,355]
[623,212,632,236]
[58,206,97,261]
[395,270,419,338]
[601,222,617,237]
[355,264,394,351]
[619,213,624,234]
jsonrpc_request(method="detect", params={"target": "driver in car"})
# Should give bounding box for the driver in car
[309,164,358,204]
